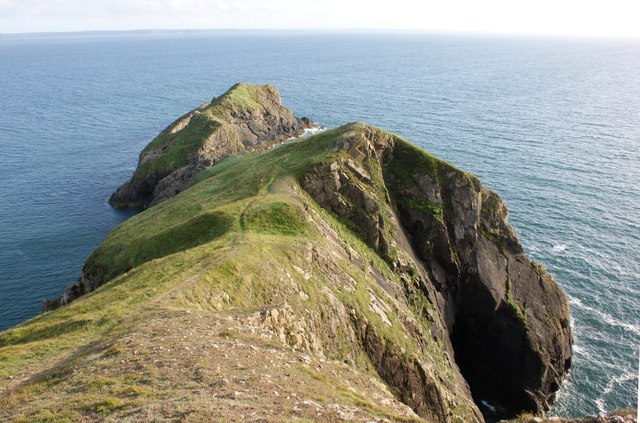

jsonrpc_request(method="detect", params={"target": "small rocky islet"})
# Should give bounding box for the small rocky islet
[0,84,634,422]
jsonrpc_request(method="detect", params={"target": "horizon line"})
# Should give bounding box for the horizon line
[2,27,640,40]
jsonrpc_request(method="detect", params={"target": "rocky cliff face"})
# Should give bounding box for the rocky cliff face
[299,123,572,416]
[2,86,574,422]
[109,83,313,208]
[382,130,572,415]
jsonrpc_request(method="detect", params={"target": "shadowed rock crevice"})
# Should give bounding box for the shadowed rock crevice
[379,133,572,417]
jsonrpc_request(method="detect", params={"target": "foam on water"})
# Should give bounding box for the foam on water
[282,125,327,145]
[552,244,568,253]
[596,373,638,415]
[569,297,640,337]
[302,126,327,137]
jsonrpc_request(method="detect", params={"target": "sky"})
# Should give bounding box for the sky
[1,0,639,37]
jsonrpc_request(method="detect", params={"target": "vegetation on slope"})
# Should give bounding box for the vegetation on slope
[0,124,481,422]
[109,83,309,208]
[1,113,571,422]
[87,126,344,286]
[134,83,279,182]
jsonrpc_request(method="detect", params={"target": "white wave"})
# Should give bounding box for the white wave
[601,315,635,337]
[593,309,640,336]
[281,126,329,146]
[572,344,586,355]
[480,400,497,413]
[549,373,575,415]
[552,243,568,253]
[596,372,638,415]
[569,315,576,333]
[301,126,328,137]
[568,296,583,307]
[285,126,328,143]
[567,295,640,336]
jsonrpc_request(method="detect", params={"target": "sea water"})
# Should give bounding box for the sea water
[0,31,638,417]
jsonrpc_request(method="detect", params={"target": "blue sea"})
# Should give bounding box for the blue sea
[0,31,638,417]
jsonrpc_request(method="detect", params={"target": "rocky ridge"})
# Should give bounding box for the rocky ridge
[1,85,579,422]
[109,83,314,209]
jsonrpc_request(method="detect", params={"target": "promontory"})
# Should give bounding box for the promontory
[0,84,573,422]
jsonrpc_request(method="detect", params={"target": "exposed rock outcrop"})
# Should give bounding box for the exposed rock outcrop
[109,83,313,208]
[380,134,572,415]
[298,123,572,417]
[301,160,392,261]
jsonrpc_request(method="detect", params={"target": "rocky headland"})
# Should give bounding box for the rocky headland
[0,84,595,422]
[109,83,314,209]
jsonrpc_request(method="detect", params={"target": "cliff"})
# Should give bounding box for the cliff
[109,83,314,208]
[0,85,572,422]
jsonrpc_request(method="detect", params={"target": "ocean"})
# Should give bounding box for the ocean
[0,31,637,417]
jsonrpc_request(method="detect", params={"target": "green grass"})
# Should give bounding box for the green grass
[209,82,279,112]
[0,232,232,384]
[505,274,527,323]
[385,135,441,186]
[396,196,442,217]
[137,114,223,180]
[82,397,126,414]
[82,124,353,287]
[85,211,234,284]
[297,366,424,423]
[125,83,283,190]
[0,319,91,348]
[0,121,480,421]
[243,201,309,236]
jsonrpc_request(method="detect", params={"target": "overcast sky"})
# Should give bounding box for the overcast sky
[1,0,639,37]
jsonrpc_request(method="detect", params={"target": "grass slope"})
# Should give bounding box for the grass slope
[127,83,282,192]
[0,123,478,422]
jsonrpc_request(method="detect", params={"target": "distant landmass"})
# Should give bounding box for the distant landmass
[0,29,268,38]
